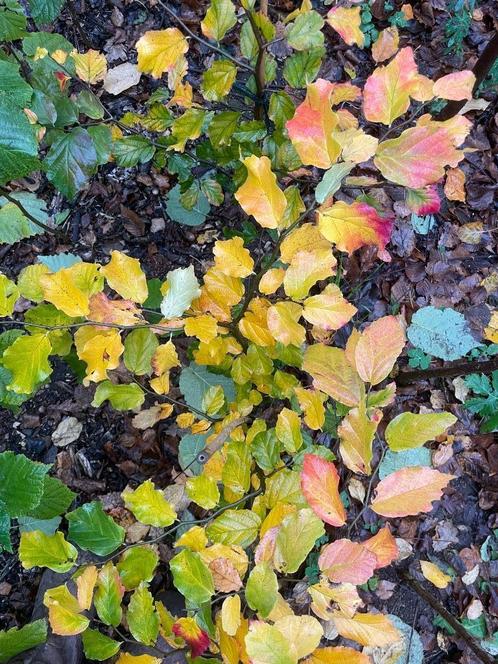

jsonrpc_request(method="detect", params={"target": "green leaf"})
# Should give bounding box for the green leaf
[268,92,295,129]
[113,135,155,168]
[171,109,207,151]
[160,265,200,318]
[0,619,47,663]
[283,46,325,88]
[28,0,65,24]
[66,501,125,556]
[378,447,432,481]
[2,333,52,394]
[274,508,325,574]
[179,362,236,414]
[0,60,32,107]
[87,125,112,165]
[44,127,98,200]
[0,366,29,411]
[0,451,49,517]
[245,562,278,618]
[206,509,261,548]
[0,192,51,245]
[92,380,145,410]
[117,545,159,590]
[19,530,78,572]
[207,111,240,147]
[123,328,158,375]
[82,628,121,662]
[222,440,251,498]
[0,506,12,553]
[240,14,275,61]
[0,92,40,185]
[22,31,73,59]
[170,549,215,606]
[76,89,105,120]
[94,562,124,627]
[178,433,209,475]
[202,0,236,41]
[0,0,27,41]
[30,89,57,125]
[201,59,237,101]
[18,515,61,535]
[127,582,159,646]
[407,306,480,361]
[28,474,75,518]
[166,184,210,226]
[251,429,282,474]
[123,479,177,527]
[287,11,324,51]
[315,162,355,204]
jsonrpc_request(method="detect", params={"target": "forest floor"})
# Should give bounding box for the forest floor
[0,1,497,663]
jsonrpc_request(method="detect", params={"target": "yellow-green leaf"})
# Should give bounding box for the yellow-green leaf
[19,530,77,572]
[245,622,296,664]
[94,562,124,627]
[385,411,457,451]
[186,474,220,510]
[245,562,278,618]
[0,273,19,316]
[122,479,177,527]
[274,508,324,574]
[201,0,237,41]
[136,28,188,79]
[201,59,237,101]
[207,509,261,548]
[127,582,159,646]
[169,549,215,605]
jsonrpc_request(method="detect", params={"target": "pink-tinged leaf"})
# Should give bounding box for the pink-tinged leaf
[326,7,364,47]
[303,345,363,407]
[286,80,341,169]
[301,454,346,526]
[254,527,279,565]
[318,201,393,261]
[354,315,405,386]
[371,467,455,517]
[417,114,472,147]
[371,26,399,63]
[338,406,382,475]
[319,539,377,585]
[405,185,441,215]
[433,70,476,101]
[363,48,420,125]
[362,527,398,569]
[374,124,465,188]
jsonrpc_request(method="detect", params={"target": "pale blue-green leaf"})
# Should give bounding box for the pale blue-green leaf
[407,306,480,361]
[378,448,432,481]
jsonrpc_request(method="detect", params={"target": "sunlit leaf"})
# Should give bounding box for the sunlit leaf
[74,327,123,385]
[300,454,346,526]
[213,237,254,278]
[385,411,457,451]
[122,480,177,527]
[19,530,77,572]
[420,560,451,589]
[100,250,148,304]
[234,155,287,229]
[303,284,357,331]
[136,28,188,79]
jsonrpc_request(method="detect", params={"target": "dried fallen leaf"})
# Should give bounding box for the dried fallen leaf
[444,167,466,202]
[52,417,83,447]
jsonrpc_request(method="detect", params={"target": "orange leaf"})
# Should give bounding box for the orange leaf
[370,467,455,517]
[338,406,382,475]
[444,167,466,202]
[354,315,405,385]
[305,646,370,664]
[303,345,363,407]
[300,454,346,526]
[234,155,287,229]
[286,79,341,168]
[375,124,465,188]
[362,527,398,569]
[363,47,422,125]
[371,26,399,63]
[433,70,475,101]
[88,292,143,326]
[318,200,393,261]
[326,7,364,47]
[331,611,401,647]
[319,539,377,585]
[209,558,243,593]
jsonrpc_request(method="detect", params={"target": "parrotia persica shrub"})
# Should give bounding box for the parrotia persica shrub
[0,0,478,662]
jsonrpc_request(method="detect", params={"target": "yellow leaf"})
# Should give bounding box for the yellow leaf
[259,268,285,295]
[122,479,177,527]
[71,49,107,83]
[186,474,220,510]
[152,340,179,375]
[245,622,296,664]
[74,326,123,385]
[201,0,237,41]
[485,311,498,343]
[74,565,98,610]
[294,388,326,430]
[420,560,452,589]
[285,0,312,23]
[213,237,254,278]
[40,266,96,317]
[136,28,189,79]
[100,250,148,303]
[326,7,364,47]
[260,502,296,537]
[332,611,401,647]
[275,615,323,660]
[234,155,287,229]
[149,372,170,395]
[334,128,378,164]
[175,525,208,551]
[275,408,303,454]
[17,264,50,303]
[283,246,337,301]
[44,584,90,636]
[385,411,457,451]
[303,284,357,331]
[0,273,19,316]
[239,297,275,347]
[198,266,244,321]
[267,301,305,346]
[309,581,362,620]
[221,594,241,636]
[199,543,249,578]
[303,344,362,407]
[184,314,219,343]
[305,646,370,664]
[116,655,162,664]
[338,406,382,475]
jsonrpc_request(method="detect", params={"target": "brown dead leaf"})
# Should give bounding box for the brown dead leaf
[209,558,243,593]
[444,168,466,202]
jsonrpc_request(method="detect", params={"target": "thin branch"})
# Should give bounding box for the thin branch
[398,569,495,664]
[156,0,254,72]
[243,8,266,120]
[0,319,179,333]
[396,355,498,386]
[0,187,55,234]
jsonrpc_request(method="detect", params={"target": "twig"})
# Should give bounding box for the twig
[156,0,253,72]
[243,8,266,120]
[396,355,498,386]
[0,187,55,234]
[398,569,495,664]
